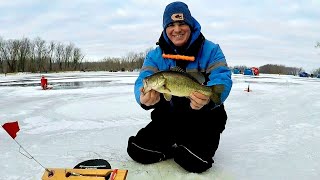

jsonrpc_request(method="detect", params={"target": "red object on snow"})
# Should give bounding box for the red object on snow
[2,121,20,139]
[252,67,259,75]
[41,76,48,90]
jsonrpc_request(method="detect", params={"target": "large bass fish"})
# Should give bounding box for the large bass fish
[142,69,224,105]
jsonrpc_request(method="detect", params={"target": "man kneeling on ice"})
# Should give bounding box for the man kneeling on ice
[127,1,232,173]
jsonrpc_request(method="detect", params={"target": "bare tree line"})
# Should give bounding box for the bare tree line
[312,42,320,75]
[0,36,84,73]
[231,64,302,75]
[0,36,150,73]
[78,50,148,72]
[259,64,303,75]
[232,64,320,76]
[0,36,319,75]
[231,42,320,75]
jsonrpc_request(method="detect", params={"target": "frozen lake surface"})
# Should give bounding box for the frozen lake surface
[1,72,320,180]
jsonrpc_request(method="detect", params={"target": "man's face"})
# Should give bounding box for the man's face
[165,21,191,47]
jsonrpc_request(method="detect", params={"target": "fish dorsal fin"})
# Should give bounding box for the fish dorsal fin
[170,66,204,84]
[187,72,205,84]
[170,66,194,79]
[170,66,185,73]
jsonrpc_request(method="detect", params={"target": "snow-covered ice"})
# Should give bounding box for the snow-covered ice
[0,72,319,180]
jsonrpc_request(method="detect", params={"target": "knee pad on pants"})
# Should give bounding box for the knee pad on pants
[127,136,167,164]
[174,145,213,173]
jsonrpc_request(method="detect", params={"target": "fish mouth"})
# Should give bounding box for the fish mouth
[142,79,150,93]
[143,87,152,94]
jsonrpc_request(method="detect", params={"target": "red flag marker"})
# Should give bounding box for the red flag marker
[2,121,20,139]
[2,121,53,175]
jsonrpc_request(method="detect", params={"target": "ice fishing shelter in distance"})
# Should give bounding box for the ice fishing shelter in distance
[243,67,259,76]
[233,68,241,74]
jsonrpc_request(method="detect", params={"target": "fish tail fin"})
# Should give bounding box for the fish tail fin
[210,85,224,105]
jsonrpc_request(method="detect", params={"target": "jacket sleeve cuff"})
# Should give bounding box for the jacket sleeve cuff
[204,100,221,110]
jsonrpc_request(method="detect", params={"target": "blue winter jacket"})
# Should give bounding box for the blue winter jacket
[134,18,232,109]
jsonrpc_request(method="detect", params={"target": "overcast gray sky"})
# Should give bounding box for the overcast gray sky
[1,0,319,72]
